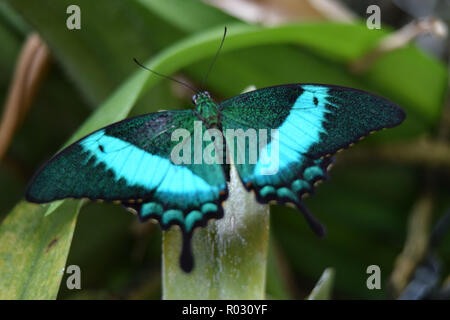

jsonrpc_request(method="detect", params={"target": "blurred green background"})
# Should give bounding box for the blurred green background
[0,0,449,299]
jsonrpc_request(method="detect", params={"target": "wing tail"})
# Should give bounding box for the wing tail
[296,201,326,238]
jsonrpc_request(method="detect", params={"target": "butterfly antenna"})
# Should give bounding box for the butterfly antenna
[201,26,227,89]
[133,58,197,94]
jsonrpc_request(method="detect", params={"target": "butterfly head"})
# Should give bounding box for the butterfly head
[192,91,212,105]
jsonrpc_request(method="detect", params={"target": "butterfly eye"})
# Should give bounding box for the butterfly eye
[192,95,197,105]
[205,91,211,98]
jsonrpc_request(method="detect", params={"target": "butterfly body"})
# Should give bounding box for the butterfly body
[193,91,221,127]
[26,83,405,272]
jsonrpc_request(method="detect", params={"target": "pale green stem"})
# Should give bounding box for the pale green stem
[162,164,270,299]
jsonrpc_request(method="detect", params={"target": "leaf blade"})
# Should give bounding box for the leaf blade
[0,200,81,299]
[307,268,335,300]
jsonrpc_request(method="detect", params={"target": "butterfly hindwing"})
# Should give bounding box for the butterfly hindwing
[26,110,227,272]
[220,84,405,234]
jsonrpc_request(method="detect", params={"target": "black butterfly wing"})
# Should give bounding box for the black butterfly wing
[220,84,405,235]
[26,110,227,271]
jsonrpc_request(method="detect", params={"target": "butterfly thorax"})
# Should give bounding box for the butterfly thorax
[193,92,220,128]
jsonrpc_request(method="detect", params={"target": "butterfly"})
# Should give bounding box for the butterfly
[25,81,405,272]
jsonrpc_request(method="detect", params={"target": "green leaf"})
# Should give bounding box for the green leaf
[6,0,175,105]
[5,0,235,106]
[43,200,64,217]
[265,236,293,299]
[307,268,335,300]
[137,0,236,32]
[0,200,81,299]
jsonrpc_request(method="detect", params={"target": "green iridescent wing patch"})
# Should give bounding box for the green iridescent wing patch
[26,110,227,272]
[220,84,405,235]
